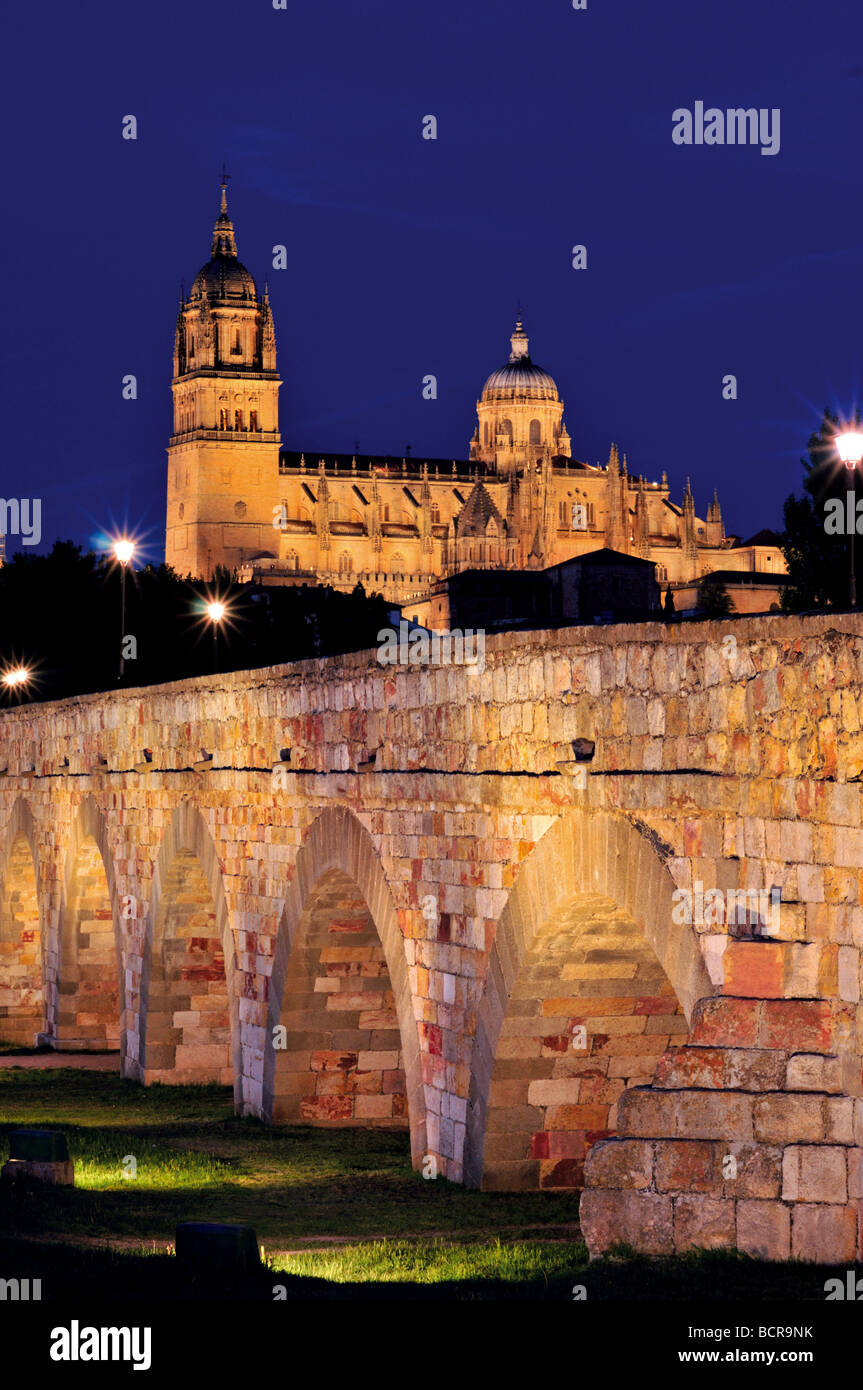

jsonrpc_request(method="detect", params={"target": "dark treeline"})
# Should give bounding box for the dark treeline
[0,541,392,704]
[781,409,863,611]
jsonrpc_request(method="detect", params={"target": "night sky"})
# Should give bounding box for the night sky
[6,0,863,564]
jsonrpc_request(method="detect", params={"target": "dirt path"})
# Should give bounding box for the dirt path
[0,1052,120,1071]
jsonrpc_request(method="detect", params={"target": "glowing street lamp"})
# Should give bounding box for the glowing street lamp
[837,431,863,608]
[2,666,31,703]
[206,600,226,672]
[112,538,135,681]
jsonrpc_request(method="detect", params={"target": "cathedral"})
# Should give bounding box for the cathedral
[165,183,787,614]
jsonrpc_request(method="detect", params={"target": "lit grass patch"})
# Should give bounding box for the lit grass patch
[72,1135,231,1191]
[272,1237,580,1286]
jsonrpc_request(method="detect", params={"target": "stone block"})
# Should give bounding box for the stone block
[782,1146,847,1204]
[736,1200,790,1260]
[580,1190,674,1257]
[583,1139,653,1190]
[673,1196,736,1251]
[791,1204,857,1262]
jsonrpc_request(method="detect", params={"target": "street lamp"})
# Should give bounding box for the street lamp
[206,601,226,672]
[2,667,30,702]
[837,431,863,608]
[113,538,135,682]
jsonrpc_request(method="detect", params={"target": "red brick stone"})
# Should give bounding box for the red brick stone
[530,1131,550,1159]
[690,997,759,1047]
[300,1095,353,1121]
[723,942,785,999]
[540,1158,583,1188]
[759,1000,833,1052]
[654,1141,719,1193]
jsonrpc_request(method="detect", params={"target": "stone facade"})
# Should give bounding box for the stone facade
[167,185,786,608]
[1,612,862,1261]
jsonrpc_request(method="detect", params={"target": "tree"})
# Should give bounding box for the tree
[0,541,392,703]
[779,408,862,612]
[696,573,733,617]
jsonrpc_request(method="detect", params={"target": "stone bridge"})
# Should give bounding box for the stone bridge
[0,614,861,1264]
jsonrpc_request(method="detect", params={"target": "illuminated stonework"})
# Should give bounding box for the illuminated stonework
[166,185,786,609]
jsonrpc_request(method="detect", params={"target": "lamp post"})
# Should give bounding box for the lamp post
[113,539,135,682]
[837,431,863,609]
[206,601,226,673]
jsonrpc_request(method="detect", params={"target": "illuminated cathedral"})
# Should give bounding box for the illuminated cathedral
[166,183,786,612]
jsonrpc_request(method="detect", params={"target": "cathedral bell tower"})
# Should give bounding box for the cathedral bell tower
[165,178,281,579]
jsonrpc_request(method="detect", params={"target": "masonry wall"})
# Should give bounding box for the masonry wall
[0,612,861,1261]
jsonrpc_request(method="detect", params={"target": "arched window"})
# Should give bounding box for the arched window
[558,500,569,528]
[232,329,242,355]
[382,504,390,522]
[235,409,243,431]
[189,336,195,356]
[219,409,228,430]
[249,410,258,432]
[499,418,513,441]
[338,551,352,575]
[483,423,489,445]
[529,419,541,446]
[391,551,404,573]
[286,550,298,571]
[431,502,440,524]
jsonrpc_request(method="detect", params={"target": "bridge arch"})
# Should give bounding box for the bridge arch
[142,802,240,1102]
[465,810,713,1190]
[56,797,124,1056]
[0,798,43,1045]
[264,807,424,1166]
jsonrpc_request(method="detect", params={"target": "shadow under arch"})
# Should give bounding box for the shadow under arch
[0,797,43,1044]
[142,801,241,1106]
[56,797,124,1057]
[465,809,714,1190]
[264,807,425,1167]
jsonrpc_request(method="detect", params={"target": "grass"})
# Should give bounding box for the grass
[0,1068,579,1242]
[0,1067,859,1301]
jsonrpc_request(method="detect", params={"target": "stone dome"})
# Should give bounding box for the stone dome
[480,316,560,402]
[191,254,257,302]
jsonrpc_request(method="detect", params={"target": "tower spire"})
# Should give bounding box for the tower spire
[211,171,237,258]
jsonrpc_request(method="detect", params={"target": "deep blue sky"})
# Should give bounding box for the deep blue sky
[5,0,862,563]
